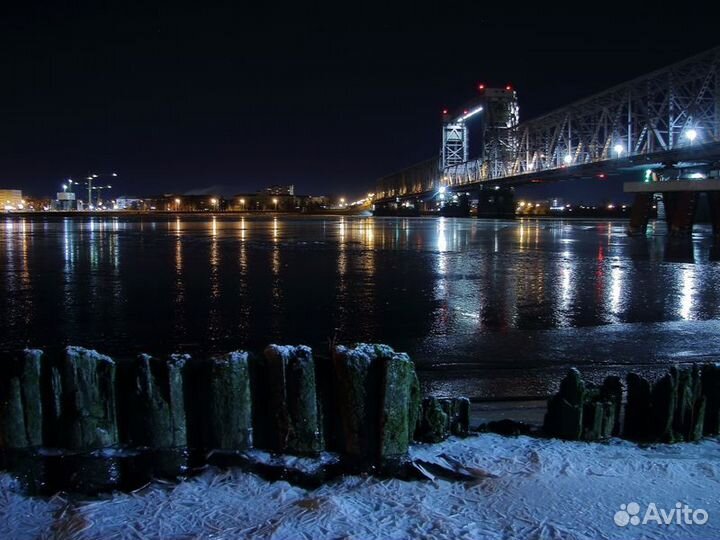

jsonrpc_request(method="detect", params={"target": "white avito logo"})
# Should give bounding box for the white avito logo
[614,502,709,527]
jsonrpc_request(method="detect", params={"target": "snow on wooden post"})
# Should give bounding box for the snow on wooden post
[0,350,43,450]
[54,346,119,450]
[201,351,253,450]
[253,345,322,454]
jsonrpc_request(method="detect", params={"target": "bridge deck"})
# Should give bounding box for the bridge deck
[624,179,720,192]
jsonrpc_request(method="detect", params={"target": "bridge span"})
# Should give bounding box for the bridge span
[375,45,720,228]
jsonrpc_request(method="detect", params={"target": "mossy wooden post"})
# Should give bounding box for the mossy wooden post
[581,388,615,441]
[600,376,623,437]
[378,352,416,458]
[261,345,322,454]
[650,371,677,442]
[439,397,470,436]
[55,346,119,450]
[314,353,342,453]
[130,354,187,448]
[701,363,720,435]
[203,351,252,450]
[0,350,43,450]
[671,366,705,442]
[332,344,382,459]
[624,373,651,440]
[332,343,420,461]
[543,368,584,440]
[417,397,449,443]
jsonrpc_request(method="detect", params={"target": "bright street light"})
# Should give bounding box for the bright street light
[613,144,624,156]
[686,129,698,143]
[273,197,278,210]
[438,186,447,194]
[563,154,573,164]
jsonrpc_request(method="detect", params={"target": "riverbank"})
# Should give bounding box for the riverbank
[2,433,718,539]
[2,209,371,218]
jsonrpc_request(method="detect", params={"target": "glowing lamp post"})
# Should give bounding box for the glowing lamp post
[175,198,181,212]
[685,129,698,144]
[273,197,278,211]
[613,144,624,158]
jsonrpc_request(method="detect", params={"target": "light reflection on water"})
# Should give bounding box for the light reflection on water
[1,215,720,398]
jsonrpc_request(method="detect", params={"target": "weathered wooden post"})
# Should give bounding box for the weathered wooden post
[650,371,677,442]
[0,350,46,492]
[671,365,705,442]
[54,346,119,450]
[129,353,189,478]
[202,351,253,450]
[0,350,43,450]
[378,351,420,458]
[416,397,450,443]
[624,373,651,440]
[702,363,720,436]
[50,346,121,493]
[252,345,322,454]
[332,343,421,462]
[543,368,585,440]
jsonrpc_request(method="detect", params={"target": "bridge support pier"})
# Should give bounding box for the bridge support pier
[476,187,515,219]
[628,193,654,235]
[709,192,720,238]
[663,192,698,236]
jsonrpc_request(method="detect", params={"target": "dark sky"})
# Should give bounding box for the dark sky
[1,3,717,200]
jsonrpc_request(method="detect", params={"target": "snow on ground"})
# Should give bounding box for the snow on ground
[2,434,720,539]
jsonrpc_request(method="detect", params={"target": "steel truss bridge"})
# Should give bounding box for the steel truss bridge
[376,46,720,201]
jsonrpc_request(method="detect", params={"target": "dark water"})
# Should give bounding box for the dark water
[2,215,720,399]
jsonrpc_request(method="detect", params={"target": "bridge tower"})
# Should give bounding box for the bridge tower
[481,86,519,178]
[440,110,469,170]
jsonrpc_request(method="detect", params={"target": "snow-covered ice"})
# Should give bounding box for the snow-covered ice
[2,434,719,539]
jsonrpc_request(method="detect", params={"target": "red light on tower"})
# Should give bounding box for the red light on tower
[506,84,512,91]
[442,109,448,115]
[463,109,468,115]
[478,83,485,90]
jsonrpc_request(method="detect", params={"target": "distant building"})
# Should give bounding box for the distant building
[55,191,77,211]
[0,189,23,210]
[263,184,295,196]
[145,194,226,212]
[115,196,146,210]
[231,192,328,212]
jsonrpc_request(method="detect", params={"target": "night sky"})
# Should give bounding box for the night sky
[1,4,716,201]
